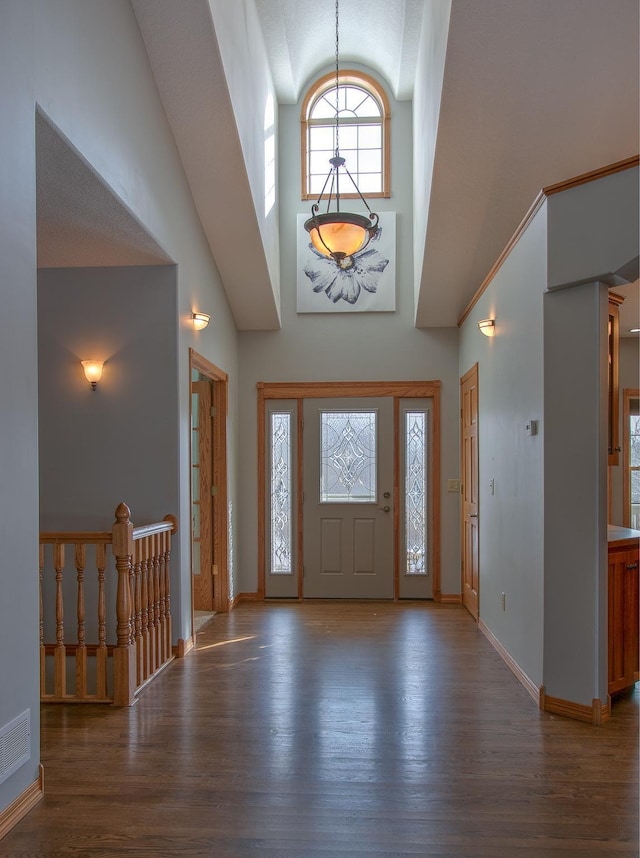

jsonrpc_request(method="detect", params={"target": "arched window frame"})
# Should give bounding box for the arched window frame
[300,69,391,201]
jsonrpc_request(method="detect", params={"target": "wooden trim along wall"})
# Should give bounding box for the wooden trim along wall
[479,618,613,726]
[478,619,540,705]
[0,765,44,841]
[457,156,640,327]
[540,689,611,727]
[257,380,442,602]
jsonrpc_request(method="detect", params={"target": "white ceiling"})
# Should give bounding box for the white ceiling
[37,0,639,334]
[253,0,427,103]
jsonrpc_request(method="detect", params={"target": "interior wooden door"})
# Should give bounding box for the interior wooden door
[460,365,479,619]
[192,379,214,611]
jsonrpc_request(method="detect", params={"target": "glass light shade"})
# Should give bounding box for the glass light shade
[81,360,104,389]
[478,319,495,337]
[192,313,210,330]
[304,213,374,260]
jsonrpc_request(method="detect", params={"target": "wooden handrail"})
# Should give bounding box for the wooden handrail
[133,514,178,540]
[39,503,177,706]
[40,532,112,544]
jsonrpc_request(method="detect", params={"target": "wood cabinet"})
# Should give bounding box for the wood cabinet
[608,528,639,696]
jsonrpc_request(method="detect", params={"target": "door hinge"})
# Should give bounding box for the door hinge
[210,406,216,417]
[212,564,218,577]
[211,485,218,497]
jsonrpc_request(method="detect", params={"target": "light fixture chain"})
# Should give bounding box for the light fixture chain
[335,0,340,157]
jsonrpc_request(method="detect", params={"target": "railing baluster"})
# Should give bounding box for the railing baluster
[112,503,136,707]
[141,548,151,682]
[163,515,177,662]
[96,543,108,700]
[75,544,87,698]
[133,540,143,687]
[153,534,162,669]
[54,543,66,698]
[158,532,167,663]
[40,505,177,706]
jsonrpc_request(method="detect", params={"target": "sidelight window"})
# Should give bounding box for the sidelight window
[403,409,429,576]
[270,412,293,574]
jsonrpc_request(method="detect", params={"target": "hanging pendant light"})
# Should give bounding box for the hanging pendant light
[304,0,379,263]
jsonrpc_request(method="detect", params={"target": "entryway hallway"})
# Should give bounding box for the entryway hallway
[4,602,638,856]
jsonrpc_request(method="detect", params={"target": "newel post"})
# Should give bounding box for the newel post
[112,502,136,706]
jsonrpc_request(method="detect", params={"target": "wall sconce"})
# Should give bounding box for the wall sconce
[192,313,210,331]
[478,319,495,337]
[81,360,104,390]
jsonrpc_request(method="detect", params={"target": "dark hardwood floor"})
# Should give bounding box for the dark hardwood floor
[3,602,638,857]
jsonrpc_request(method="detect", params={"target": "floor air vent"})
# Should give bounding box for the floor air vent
[0,710,30,785]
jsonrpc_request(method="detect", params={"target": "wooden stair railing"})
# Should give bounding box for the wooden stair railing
[39,503,178,705]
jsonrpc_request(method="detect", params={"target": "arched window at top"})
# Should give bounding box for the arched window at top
[301,70,391,200]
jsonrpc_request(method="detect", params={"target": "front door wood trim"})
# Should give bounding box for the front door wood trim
[190,349,229,614]
[257,380,441,601]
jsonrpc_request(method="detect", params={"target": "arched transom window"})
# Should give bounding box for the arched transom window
[301,70,390,200]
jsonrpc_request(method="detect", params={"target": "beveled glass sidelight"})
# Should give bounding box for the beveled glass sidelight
[270,412,292,574]
[405,411,428,575]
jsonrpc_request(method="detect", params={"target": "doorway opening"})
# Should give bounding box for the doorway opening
[460,363,479,620]
[190,349,229,629]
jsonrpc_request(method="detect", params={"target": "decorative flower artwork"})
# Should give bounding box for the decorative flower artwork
[297,212,396,313]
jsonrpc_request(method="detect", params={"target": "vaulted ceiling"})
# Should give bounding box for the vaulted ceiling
[39,0,639,331]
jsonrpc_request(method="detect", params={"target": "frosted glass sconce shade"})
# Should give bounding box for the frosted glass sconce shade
[192,313,210,330]
[81,360,104,390]
[478,319,495,337]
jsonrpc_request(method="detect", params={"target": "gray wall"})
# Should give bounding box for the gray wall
[0,0,241,814]
[237,65,461,597]
[458,205,547,687]
[458,165,639,707]
[610,337,640,525]
[543,281,608,704]
[38,266,179,532]
[0,0,41,812]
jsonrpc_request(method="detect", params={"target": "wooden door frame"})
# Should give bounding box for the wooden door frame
[190,349,229,614]
[257,380,442,601]
[623,388,640,528]
[460,363,479,619]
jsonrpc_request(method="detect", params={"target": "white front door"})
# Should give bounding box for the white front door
[302,398,394,598]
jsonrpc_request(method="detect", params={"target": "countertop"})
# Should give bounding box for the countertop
[608,524,640,547]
